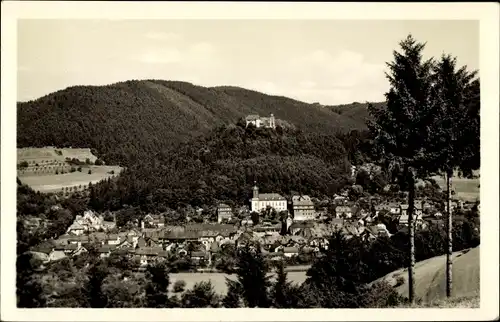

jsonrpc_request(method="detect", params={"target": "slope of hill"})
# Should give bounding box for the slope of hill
[325,101,385,125]
[17,80,374,166]
[374,246,480,304]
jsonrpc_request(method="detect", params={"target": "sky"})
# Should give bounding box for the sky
[17,19,479,105]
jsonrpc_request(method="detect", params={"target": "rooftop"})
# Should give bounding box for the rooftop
[258,193,286,201]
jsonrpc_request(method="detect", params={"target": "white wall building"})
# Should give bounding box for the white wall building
[250,185,287,213]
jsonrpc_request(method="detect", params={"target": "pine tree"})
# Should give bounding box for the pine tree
[84,262,109,308]
[145,262,171,308]
[233,245,270,308]
[368,34,436,303]
[428,54,479,298]
[272,261,291,308]
[181,281,220,308]
[222,279,242,308]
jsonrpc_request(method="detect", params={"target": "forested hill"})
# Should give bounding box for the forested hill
[17,80,377,166]
[88,123,373,212]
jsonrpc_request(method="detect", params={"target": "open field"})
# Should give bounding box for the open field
[375,246,480,304]
[17,147,98,164]
[431,175,480,202]
[19,165,122,193]
[169,268,309,295]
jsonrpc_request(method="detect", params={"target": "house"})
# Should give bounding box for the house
[102,220,116,231]
[282,247,299,258]
[374,223,391,237]
[49,246,68,262]
[398,212,424,227]
[141,214,166,229]
[288,222,313,235]
[245,113,276,129]
[335,205,352,218]
[105,234,121,245]
[341,224,363,239]
[97,245,116,258]
[190,251,209,263]
[29,241,56,263]
[217,203,233,223]
[66,221,85,236]
[291,195,316,221]
[67,235,90,247]
[135,247,163,265]
[330,218,345,231]
[250,185,287,213]
[360,227,378,242]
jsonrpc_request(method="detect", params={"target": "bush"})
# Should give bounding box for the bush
[395,276,405,287]
[173,280,186,293]
[95,159,104,166]
[70,167,76,173]
[18,161,29,169]
[88,169,92,175]
[77,167,82,172]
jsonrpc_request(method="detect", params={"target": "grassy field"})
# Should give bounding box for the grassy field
[375,247,480,305]
[396,295,480,308]
[426,169,480,202]
[169,269,308,295]
[19,165,122,193]
[431,175,480,202]
[17,147,98,164]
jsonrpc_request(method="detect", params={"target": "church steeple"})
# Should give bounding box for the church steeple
[252,181,259,199]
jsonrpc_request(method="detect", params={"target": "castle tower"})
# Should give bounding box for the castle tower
[270,113,275,129]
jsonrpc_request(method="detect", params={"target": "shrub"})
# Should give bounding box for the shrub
[88,169,92,175]
[173,280,186,293]
[395,276,405,287]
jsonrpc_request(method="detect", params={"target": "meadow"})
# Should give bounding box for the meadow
[431,171,480,202]
[169,269,309,295]
[19,165,122,193]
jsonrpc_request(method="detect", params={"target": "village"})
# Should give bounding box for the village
[28,179,478,271]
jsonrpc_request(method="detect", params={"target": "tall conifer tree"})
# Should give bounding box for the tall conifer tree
[368,34,436,303]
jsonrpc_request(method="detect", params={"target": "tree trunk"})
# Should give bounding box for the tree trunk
[407,166,416,304]
[446,170,453,298]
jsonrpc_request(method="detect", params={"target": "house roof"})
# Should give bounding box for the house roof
[283,247,299,253]
[245,114,260,121]
[191,251,208,258]
[68,235,90,242]
[135,247,163,256]
[31,240,56,254]
[65,244,78,250]
[258,193,286,201]
[68,222,85,230]
[289,222,313,230]
[217,203,231,209]
[98,245,115,253]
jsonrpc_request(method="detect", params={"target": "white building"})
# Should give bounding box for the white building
[250,185,287,213]
[291,195,316,221]
[245,114,276,129]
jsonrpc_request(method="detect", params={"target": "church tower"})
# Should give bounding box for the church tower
[251,183,259,213]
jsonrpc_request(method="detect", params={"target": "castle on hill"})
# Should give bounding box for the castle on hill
[245,113,276,129]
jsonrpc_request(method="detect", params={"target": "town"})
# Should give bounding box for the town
[27,176,478,270]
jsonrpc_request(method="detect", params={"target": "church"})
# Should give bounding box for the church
[250,184,287,213]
